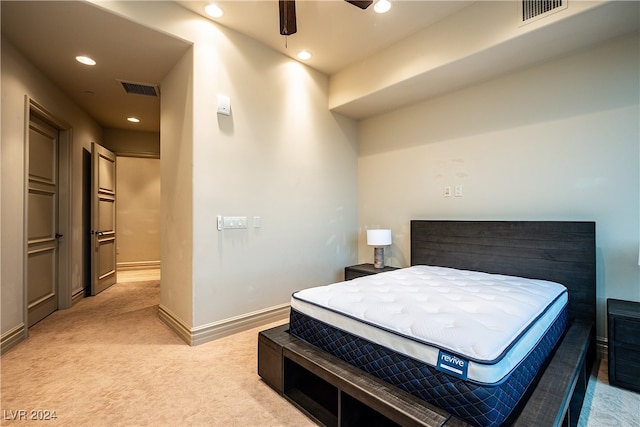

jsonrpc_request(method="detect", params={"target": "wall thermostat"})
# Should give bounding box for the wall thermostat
[217,94,231,116]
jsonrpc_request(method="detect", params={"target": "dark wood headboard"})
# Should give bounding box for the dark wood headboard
[411,221,596,325]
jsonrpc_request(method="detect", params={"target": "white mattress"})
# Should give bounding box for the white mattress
[291,265,568,385]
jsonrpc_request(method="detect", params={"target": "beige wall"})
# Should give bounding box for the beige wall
[115,156,161,270]
[357,34,640,342]
[95,2,359,339]
[1,38,103,338]
[2,0,360,345]
[103,128,161,271]
[158,47,195,330]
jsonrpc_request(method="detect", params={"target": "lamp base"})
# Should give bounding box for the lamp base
[373,247,385,269]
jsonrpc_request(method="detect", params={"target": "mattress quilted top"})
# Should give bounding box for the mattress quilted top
[292,265,567,362]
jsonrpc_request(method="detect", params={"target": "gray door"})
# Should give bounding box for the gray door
[27,115,59,327]
[90,142,117,295]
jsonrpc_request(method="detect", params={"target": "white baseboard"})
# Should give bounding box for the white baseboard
[158,303,290,346]
[117,261,160,271]
[1,323,26,355]
[157,305,192,345]
[191,303,290,346]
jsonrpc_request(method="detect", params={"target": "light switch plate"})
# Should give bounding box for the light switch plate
[223,216,247,229]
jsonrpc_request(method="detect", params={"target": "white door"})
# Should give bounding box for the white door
[90,142,117,295]
[27,115,59,327]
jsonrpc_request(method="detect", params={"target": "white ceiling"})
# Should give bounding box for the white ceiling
[176,0,473,75]
[1,0,472,133]
[1,1,638,133]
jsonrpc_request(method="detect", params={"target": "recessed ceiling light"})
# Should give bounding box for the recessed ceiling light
[127,117,140,123]
[76,55,96,66]
[297,50,312,61]
[374,0,392,14]
[205,3,223,18]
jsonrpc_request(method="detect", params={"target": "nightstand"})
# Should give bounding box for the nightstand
[607,298,640,392]
[344,263,399,280]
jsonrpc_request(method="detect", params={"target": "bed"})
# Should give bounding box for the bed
[258,221,596,427]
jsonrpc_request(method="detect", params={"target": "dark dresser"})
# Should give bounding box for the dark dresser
[344,263,399,280]
[607,298,640,392]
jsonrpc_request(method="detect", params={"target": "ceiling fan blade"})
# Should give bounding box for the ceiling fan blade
[279,0,297,36]
[345,0,373,9]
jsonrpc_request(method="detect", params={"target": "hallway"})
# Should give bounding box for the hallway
[116,269,161,283]
[0,272,310,426]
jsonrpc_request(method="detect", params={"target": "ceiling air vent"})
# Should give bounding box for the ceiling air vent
[521,0,567,24]
[119,80,159,97]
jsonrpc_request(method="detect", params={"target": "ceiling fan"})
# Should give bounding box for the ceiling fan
[279,0,374,36]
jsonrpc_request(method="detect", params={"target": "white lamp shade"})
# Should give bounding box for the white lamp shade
[367,229,392,246]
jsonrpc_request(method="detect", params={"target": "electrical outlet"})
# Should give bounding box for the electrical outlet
[455,185,463,197]
[443,186,452,197]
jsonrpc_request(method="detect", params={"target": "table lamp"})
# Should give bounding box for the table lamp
[367,229,392,268]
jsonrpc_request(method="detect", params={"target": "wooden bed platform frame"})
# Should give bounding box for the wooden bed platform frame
[258,221,596,427]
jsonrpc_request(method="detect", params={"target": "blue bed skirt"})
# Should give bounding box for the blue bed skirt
[289,306,568,427]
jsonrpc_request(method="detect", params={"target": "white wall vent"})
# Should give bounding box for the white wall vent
[119,80,159,97]
[520,0,567,24]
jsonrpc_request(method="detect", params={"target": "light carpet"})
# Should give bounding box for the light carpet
[1,280,638,426]
[578,358,639,426]
[1,280,312,426]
